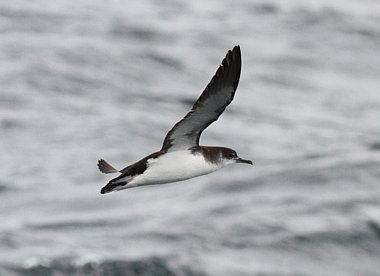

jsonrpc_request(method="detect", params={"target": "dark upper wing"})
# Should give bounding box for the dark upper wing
[161,45,242,152]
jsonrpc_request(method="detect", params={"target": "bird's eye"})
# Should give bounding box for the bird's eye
[228,153,235,158]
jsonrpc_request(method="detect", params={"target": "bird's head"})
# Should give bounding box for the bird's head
[220,147,253,166]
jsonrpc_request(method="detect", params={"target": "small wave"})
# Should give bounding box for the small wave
[367,142,380,151]
[252,3,278,15]
[141,51,183,70]
[240,2,279,16]
[0,185,7,193]
[8,257,206,276]
[107,19,172,43]
[367,221,380,240]
[26,219,126,231]
[0,182,10,194]
[275,226,380,254]
[0,118,24,131]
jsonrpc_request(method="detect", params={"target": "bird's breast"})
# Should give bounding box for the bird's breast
[127,150,221,187]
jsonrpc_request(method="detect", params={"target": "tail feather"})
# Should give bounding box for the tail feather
[100,181,127,194]
[100,175,131,194]
[97,159,119,174]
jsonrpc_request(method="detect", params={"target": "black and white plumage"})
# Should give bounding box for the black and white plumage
[98,45,252,194]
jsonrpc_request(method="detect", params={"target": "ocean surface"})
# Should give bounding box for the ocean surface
[1,0,380,275]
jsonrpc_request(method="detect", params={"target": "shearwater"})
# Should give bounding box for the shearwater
[98,45,252,194]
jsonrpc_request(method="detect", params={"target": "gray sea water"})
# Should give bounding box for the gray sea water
[1,0,380,275]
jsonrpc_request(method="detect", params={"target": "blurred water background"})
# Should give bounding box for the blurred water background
[1,0,380,275]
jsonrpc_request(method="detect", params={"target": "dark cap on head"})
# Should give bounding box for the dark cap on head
[193,146,252,165]
[221,148,253,165]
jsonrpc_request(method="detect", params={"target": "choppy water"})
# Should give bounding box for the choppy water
[1,0,380,275]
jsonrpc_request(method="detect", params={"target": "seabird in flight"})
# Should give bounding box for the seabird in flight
[98,45,252,194]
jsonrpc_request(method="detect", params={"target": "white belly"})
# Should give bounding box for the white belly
[127,150,221,188]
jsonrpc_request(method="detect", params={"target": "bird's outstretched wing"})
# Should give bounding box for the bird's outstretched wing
[161,45,242,152]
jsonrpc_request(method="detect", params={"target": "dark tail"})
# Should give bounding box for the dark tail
[100,172,130,194]
[100,181,128,194]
